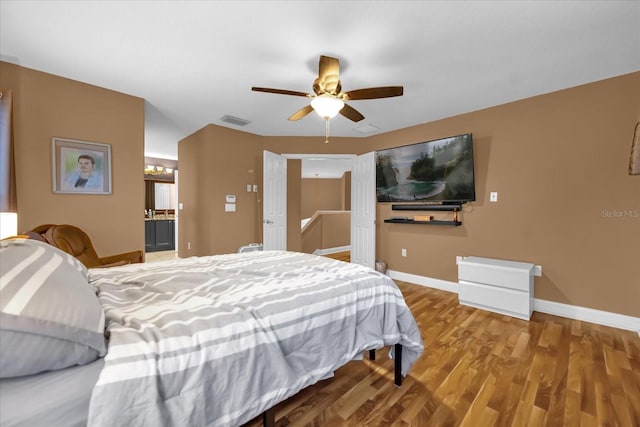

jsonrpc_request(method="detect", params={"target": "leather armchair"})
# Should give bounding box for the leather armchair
[30,224,144,268]
[24,224,56,242]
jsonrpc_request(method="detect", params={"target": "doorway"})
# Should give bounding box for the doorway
[263,152,376,268]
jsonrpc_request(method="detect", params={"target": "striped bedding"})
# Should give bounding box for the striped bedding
[87,250,424,427]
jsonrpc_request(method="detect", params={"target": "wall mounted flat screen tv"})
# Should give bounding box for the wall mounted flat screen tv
[376,133,476,203]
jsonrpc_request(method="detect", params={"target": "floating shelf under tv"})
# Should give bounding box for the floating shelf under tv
[385,203,463,226]
[383,218,462,226]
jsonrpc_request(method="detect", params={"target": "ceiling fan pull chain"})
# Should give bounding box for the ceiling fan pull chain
[325,117,331,143]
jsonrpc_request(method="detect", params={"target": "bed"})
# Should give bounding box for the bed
[0,238,424,427]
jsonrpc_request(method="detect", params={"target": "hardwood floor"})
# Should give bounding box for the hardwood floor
[243,266,640,426]
[322,250,351,263]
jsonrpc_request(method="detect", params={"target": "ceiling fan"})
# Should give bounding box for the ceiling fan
[252,55,403,142]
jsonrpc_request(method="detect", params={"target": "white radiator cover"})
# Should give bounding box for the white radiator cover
[457,256,539,320]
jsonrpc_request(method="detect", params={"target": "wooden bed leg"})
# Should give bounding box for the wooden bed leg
[262,407,275,427]
[369,349,376,360]
[394,343,403,387]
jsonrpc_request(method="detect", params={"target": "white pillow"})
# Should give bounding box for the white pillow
[0,239,106,377]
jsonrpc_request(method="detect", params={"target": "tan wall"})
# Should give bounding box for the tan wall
[341,171,351,211]
[301,211,350,253]
[301,178,343,218]
[321,212,350,249]
[177,124,262,256]
[0,62,145,256]
[287,159,302,252]
[372,72,640,317]
[175,125,210,256]
[301,216,321,254]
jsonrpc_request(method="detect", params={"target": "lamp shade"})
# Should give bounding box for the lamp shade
[0,212,17,239]
[311,95,345,118]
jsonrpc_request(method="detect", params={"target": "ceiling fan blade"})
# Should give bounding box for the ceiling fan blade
[315,55,341,95]
[339,103,365,122]
[288,105,314,121]
[252,87,310,97]
[343,86,404,101]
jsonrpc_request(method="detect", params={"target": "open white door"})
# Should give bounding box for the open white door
[351,151,376,268]
[263,150,287,250]
[174,170,179,253]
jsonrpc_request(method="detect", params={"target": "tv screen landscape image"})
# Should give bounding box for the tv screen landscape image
[376,133,476,203]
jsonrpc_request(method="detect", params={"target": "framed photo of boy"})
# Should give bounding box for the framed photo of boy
[52,137,112,194]
[630,121,639,175]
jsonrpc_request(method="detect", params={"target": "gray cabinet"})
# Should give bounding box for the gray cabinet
[145,220,175,252]
[145,220,155,251]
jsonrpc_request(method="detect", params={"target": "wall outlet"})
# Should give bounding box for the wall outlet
[490,192,498,202]
[401,248,407,257]
[187,242,191,250]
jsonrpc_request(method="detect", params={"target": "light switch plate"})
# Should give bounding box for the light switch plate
[490,192,498,202]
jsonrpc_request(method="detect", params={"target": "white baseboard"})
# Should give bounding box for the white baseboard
[387,269,458,294]
[388,269,640,334]
[313,246,351,256]
[533,298,640,334]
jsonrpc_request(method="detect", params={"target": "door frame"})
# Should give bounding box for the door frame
[264,152,375,267]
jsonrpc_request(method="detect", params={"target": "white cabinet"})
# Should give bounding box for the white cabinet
[457,256,540,320]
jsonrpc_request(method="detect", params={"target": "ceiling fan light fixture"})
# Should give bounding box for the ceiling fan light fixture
[311,95,344,119]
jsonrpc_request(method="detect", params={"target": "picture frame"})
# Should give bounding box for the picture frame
[52,137,112,194]
[630,122,639,176]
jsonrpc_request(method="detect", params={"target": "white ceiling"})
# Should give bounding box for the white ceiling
[1,1,639,163]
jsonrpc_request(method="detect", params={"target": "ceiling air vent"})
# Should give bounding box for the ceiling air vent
[220,115,251,127]
[353,124,379,134]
